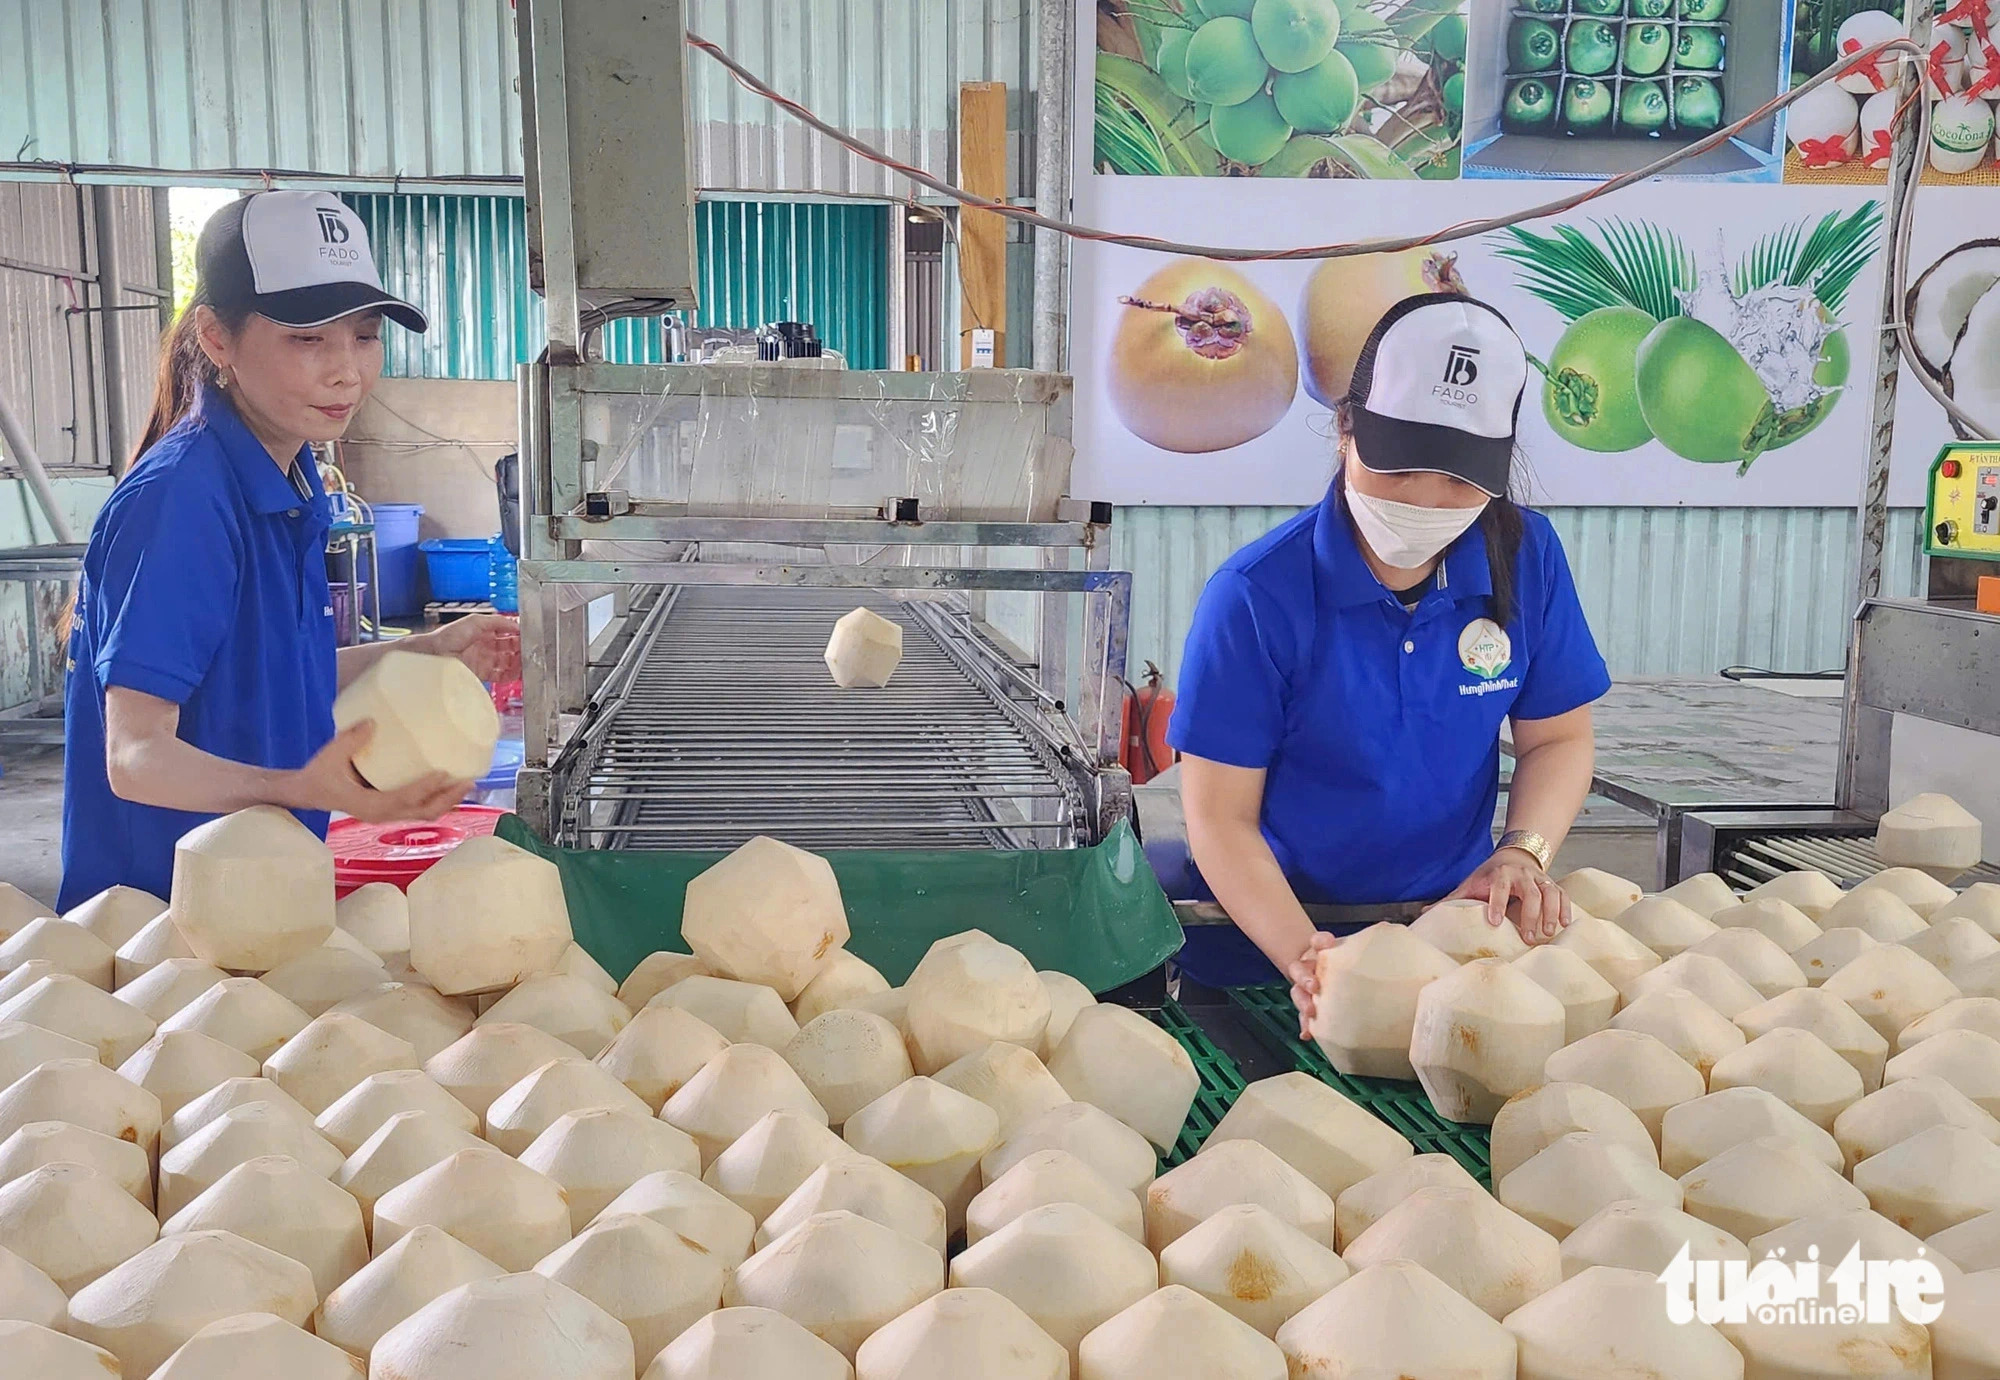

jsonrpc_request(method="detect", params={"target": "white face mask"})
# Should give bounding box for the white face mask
[1345,486,1488,571]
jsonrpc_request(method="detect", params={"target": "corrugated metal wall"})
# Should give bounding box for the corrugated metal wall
[344,194,889,376]
[1114,505,1929,684]
[2,0,1032,195]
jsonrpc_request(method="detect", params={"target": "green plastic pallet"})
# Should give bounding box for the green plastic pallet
[1228,985,1494,1187]
[1150,999,1249,1168]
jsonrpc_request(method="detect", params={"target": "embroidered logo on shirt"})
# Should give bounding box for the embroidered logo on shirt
[1458,618,1513,680]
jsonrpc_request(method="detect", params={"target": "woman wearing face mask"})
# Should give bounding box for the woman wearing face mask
[58,191,519,909]
[1170,293,1609,1033]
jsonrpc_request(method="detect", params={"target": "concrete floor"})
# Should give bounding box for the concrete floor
[0,746,62,910]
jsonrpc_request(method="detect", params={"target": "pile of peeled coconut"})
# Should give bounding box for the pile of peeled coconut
[0,791,1997,1379]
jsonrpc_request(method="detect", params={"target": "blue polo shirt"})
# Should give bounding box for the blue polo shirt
[59,385,338,909]
[1169,484,1610,907]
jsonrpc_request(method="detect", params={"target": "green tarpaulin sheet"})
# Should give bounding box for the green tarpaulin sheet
[494,817,1184,993]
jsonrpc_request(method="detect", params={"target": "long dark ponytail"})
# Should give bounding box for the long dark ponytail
[130,290,248,467]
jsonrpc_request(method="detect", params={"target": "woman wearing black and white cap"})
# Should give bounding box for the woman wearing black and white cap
[1168,293,1611,1030]
[59,191,519,908]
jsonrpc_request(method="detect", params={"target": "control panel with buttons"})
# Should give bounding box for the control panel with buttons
[1926,445,2000,562]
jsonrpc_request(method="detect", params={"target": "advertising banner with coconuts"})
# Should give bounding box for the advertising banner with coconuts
[1076,0,1995,506]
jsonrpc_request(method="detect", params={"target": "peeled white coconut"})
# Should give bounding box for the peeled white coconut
[1407,898,1527,963]
[1660,1086,1845,1178]
[1158,1202,1348,1338]
[1206,1070,1412,1198]
[785,1010,917,1127]
[157,1099,342,1217]
[117,1028,261,1119]
[1719,1312,1930,1379]
[0,1119,152,1208]
[1512,945,1619,1043]
[1901,996,2000,1051]
[967,1148,1143,1246]
[0,1244,67,1329]
[791,950,890,1025]
[0,1321,127,1379]
[0,1019,96,1089]
[596,1005,731,1112]
[644,1305,852,1380]
[1409,958,1567,1124]
[855,986,910,1034]
[1608,987,1746,1080]
[1341,1183,1562,1319]
[1275,1258,1516,1380]
[905,934,1051,1076]
[1750,1208,1963,1301]
[331,981,475,1064]
[259,946,388,1019]
[1305,921,1457,1078]
[1503,1264,1745,1380]
[336,882,410,970]
[1542,1027,1705,1143]
[0,1160,157,1292]
[1489,1081,1658,1185]
[0,918,114,988]
[1077,1283,1287,1380]
[1852,1121,2000,1237]
[1037,972,1094,1057]
[1708,1026,1866,1130]
[0,1057,162,1153]
[0,973,156,1064]
[332,647,499,790]
[536,1212,726,1367]
[1659,873,1738,919]
[167,807,335,971]
[704,1109,855,1224]
[521,1106,700,1231]
[1559,1199,1749,1279]
[314,1224,504,1362]
[1332,1152,1480,1251]
[0,961,59,1005]
[478,974,631,1057]
[1958,953,2000,1001]
[1876,794,1984,881]
[1046,1002,1196,1151]
[1885,1027,2000,1116]
[264,1010,420,1115]
[370,1271,635,1380]
[1689,928,1807,999]
[554,943,616,995]
[1836,1075,2000,1171]
[1556,867,1642,920]
[160,1153,366,1299]
[1497,1131,1682,1241]
[157,975,309,1062]
[1146,1137,1334,1252]
[1550,915,1662,990]
[0,886,52,943]
[842,1076,999,1230]
[1795,927,1882,986]
[1930,1265,2000,1380]
[151,1310,366,1380]
[726,1209,944,1360]
[618,951,709,1013]
[1710,897,1822,954]
[1905,916,2000,979]
[760,1155,948,1256]
[981,1101,1157,1197]
[933,1042,1070,1141]
[1824,944,1963,1043]
[600,1170,757,1269]
[316,1066,481,1155]
[161,1075,313,1153]
[664,1043,829,1169]
[858,1286,1068,1380]
[408,835,573,996]
[1928,1211,2000,1271]
[484,1056,652,1156]
[824,606,904,688]
[1936,884,2000,935]
[947,1202,1158,1365]
[372,1145,572,1271]
[649,975,801,1048]
[1612,896,1720,958]
[115,957,228,1024]
[66,1229,319,1379]
[1620,951,1765,1019]
[335,1108,488,1231]
[424,1021,582,1121]
[1746,870,1845,921]
[1678,1135,1868,1242]
[1823,887,1930,941]
[1860,865,1963,919]
[682,837,850,1002]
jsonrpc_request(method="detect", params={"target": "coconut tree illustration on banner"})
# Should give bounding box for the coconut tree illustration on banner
[1095,0,1468,180]
[1493,206,1884,473]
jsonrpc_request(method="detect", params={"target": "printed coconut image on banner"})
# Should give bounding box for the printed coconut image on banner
[1094,0,1470,180]
[1905,233,2000,439]
[1785,0,2000,186]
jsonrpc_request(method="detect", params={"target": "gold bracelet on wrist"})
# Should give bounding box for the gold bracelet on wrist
[1496,829,1555,873]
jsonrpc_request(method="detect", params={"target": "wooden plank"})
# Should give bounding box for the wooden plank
[958,80,1008,368]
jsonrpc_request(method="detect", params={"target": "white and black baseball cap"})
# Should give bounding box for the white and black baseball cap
[197,191,427,332]
[1346,293,1527,498]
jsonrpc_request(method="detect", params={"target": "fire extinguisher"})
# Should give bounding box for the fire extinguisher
[1121,662,1176,785]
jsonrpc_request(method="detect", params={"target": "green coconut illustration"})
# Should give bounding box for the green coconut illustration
[1210,90,1295,165]
[1620,80,1671,137]
[1681,0,1729,19]
[1518,0,1565,11]
[1505,78,1558,134]
[1574,0,1624,14]
[1567,20,1621,78]
[1676,26,1725,71]
[1509,18,1561,73]
[1632,0,1674,17]
[1336,39,1398,93]
[1185,17,1270,106]
[1564,79,1615,135]
[1544,306,1658,453]
[1673,77,1724,132]
[1273,48,1361,134]
[1251,0,1341,75]
[1624,23,1673,78]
